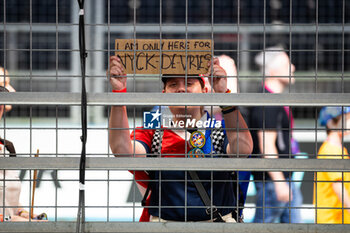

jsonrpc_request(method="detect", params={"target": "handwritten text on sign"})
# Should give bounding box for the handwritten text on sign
[115,39,212,74]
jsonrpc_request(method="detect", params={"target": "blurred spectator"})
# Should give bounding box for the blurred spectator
[314,107,350,224]
[0,70,45,222]
[0,80,23,222]
[249,46,302,223]
[0,67,16,112]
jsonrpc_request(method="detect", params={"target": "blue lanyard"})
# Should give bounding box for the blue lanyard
[201,112,219,155]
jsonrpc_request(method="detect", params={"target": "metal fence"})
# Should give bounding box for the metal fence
[1,0,350,232]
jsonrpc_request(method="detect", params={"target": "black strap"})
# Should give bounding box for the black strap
[141,184,151,207]
[76,0,87,232]
[141,170,153,207]
[0,138,16,157]
[188,171,224,222]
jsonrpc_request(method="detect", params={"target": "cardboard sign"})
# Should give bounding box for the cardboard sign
[115,39,212,74]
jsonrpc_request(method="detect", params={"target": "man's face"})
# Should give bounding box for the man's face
[270,53,295,85]
[163,77,207,115]
[163,77,207,94]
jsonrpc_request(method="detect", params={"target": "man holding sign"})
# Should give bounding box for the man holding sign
[108,39,253,222]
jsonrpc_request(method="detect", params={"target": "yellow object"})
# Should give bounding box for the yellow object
[314,141,350,224]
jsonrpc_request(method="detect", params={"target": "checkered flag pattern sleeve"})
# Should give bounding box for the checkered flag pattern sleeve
[151,128,225,155]
[151,129,162,155]
[212,128,225,154]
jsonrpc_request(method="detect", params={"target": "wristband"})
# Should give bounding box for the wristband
[112,88,127,93]
[220,106,238,114]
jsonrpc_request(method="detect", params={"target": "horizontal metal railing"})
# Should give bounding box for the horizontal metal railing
[1,92,350,106]
[1,158,350,172]
[1,24,350,34]
[0,222,349,233]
